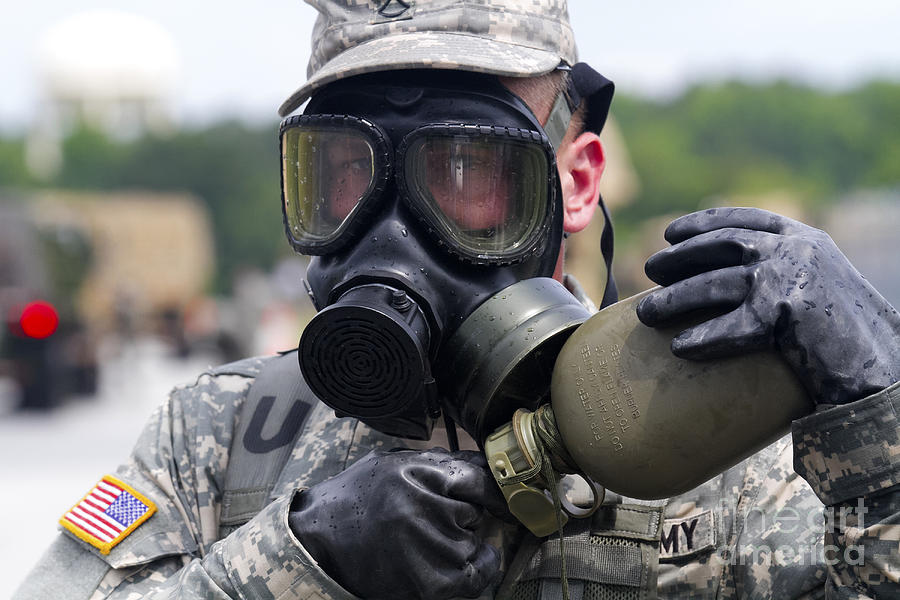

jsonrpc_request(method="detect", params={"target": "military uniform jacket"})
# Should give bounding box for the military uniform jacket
[15,355,900,599]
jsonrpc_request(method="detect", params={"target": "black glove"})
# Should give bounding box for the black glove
[288,447,507,600]
[636,207,900,405]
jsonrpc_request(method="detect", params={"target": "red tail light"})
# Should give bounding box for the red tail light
[19,301,59,339]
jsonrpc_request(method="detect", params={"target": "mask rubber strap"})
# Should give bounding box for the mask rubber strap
[544,64,581,151]
[597,193,619,308]
[544,91,573,151]
[443,413,460,452]
[549,62,619,309]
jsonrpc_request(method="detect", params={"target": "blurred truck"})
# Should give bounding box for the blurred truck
[1,197,96,408]
[1,190,214,409]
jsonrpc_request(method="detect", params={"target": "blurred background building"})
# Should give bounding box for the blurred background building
[1,1,899,595]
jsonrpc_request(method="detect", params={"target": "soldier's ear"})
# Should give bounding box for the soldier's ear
[558,132,604,234]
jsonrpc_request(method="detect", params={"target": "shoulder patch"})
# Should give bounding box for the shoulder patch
[60,475,157,555]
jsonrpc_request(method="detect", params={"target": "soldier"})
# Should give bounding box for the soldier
[16,0,900,599]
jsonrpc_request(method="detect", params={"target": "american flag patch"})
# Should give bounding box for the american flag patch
[60,475,156,554]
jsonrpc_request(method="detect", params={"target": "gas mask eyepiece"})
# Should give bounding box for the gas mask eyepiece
[280,114,556,265]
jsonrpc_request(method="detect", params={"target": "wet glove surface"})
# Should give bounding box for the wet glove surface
[636,207,900,405]
[289,447,507,600]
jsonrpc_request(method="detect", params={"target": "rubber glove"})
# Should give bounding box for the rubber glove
[636,207,900,405]
[289,447,506,600]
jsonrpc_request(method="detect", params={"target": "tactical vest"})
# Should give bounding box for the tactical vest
[219,350,664,600]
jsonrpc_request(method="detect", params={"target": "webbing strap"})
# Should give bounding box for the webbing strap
[219,351,313,533]
[531,542,643,587]
[541,579,584,600]
[522,523,644,587]
[591,503,664,542]
[503,503,664,600]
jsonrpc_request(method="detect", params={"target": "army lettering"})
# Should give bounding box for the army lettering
[244,396,310,454]
[568,342,642,454]
[660,522,679,554]
[658,511,717,560]
[660,518,699,554]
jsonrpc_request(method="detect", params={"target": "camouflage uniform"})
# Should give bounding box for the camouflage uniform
[15,279,900,600]
[16,1,898,597]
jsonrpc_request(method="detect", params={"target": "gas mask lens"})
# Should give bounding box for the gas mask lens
[281,118,383,252]
[403,130,550,260]
[281,116,555,263]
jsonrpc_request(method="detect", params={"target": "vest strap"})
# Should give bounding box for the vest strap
[219,351,312,536]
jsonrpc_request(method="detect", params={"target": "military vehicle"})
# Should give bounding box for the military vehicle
[1,190,214,409]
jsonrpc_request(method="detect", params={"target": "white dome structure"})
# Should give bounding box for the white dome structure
[28,11,181,176]
[35,11,179,139]
[38,11,179,102]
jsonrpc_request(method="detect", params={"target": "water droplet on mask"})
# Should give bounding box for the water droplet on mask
[527,327,535,333]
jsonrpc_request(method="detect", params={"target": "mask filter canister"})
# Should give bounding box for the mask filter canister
[298,284,439,439]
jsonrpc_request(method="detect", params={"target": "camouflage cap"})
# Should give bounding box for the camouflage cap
[278,0,578,116]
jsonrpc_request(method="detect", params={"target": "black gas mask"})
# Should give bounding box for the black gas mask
[280,69,613,442]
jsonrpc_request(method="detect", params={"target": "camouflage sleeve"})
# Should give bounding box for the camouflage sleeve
[151,493,358,600]
[14,359,359,600]
[791,380,900,597]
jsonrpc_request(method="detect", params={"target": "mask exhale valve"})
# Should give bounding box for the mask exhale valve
[298,284,439,439]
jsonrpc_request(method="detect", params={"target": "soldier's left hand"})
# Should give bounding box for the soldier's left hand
[636,207,900,405]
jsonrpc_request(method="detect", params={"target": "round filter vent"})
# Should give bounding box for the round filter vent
[299,299,429,419]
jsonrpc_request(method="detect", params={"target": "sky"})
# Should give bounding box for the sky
[2,0,899,130]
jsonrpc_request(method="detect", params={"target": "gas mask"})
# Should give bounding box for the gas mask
[280,69,613,442]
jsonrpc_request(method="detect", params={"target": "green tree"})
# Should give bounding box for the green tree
[612,80,900,225]
[53,121,284,291]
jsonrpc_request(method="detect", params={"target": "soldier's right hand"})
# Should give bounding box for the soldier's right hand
[288,447,506,600]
